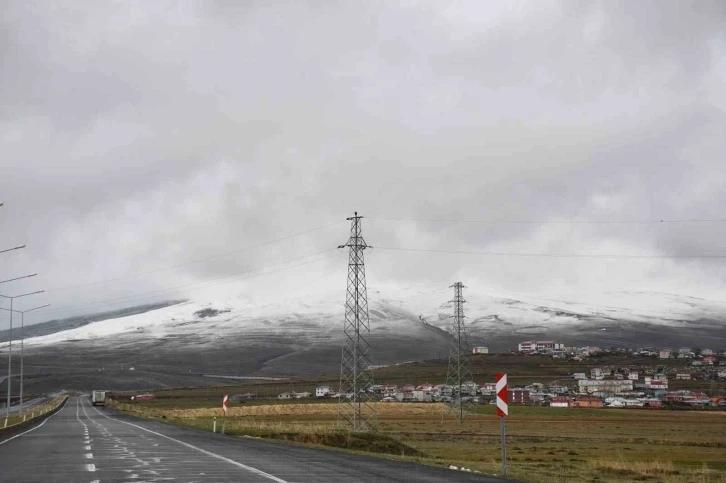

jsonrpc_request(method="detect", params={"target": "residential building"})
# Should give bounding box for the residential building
[315,386,333,398]
[590,368,605,380]
[676,373,691,380]
[548,384,568,394]
[578,379,633,394]
[508,389,531,404]
[628,372,639,380]
[572,396,603,408]
[703,356,718,365]
[701,349,714,356]
[550,396,570,408]
[572,372,587,380]
[717,370,726,379]
[644,376,668,390]
[278,392,295,400]
[480,383,496,395]
[293,391,311,399]
[472,346,489,354]
[518,341,564,353]
[658,349,671,359]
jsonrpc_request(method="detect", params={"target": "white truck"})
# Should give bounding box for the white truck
[91,390,106,406]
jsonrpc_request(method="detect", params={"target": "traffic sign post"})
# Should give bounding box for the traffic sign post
[222,394,229,434]
[495,373,508,477]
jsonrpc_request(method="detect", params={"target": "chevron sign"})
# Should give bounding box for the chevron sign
[495,373,508,417]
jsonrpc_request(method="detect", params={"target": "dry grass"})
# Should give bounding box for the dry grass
[110,398,726,483]
[114,401,448,419]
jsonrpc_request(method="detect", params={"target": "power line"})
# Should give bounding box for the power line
[45,220,346,293]
[375,246,726,260]
[368,216,726,225]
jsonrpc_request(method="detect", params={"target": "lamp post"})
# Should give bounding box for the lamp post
[0,303,49,417]
[0,245,26,255]
[0,274,37,285]
[1,290,43,425]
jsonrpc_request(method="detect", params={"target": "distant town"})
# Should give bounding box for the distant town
[252,340,726,409]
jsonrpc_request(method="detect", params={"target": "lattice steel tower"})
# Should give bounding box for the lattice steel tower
[445,282,473,423]
[337,212,377,432]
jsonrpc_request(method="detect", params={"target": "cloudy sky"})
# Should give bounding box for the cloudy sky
[1,0,725,328]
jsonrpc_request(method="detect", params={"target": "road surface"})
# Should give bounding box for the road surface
[0,396,512,482]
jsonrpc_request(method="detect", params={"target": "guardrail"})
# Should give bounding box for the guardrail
[0,395,69,434]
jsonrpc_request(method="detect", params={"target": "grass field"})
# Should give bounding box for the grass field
[111,397,726,483]
[107,354,726,482]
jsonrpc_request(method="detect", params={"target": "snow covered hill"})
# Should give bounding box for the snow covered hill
[4,286,725,394]
[14,286,726,351]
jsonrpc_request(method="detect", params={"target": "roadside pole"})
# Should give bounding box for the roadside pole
[221,394,228,434]
[496,373,509,477]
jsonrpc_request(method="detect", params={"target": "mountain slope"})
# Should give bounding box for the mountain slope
[4,287,725,393]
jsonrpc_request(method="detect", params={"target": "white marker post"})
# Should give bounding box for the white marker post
[221,394,228,434]
[495,373,509,477]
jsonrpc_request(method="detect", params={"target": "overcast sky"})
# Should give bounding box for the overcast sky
[1,1,725,328]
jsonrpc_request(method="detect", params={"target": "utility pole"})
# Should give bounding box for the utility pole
[444,282,473,423]
[1,290,43,426]
[337,212,377,432]
[0,304,49,417]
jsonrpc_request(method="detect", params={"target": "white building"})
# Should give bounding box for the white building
[518,341,564,353]
[590,368,605,380]
[316,386,333,398]
[578,379,633,394]
[472,346,489,354]
[628,372,639,380]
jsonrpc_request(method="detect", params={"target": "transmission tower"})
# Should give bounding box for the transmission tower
[337,212,377,432]
[444,282,473,423]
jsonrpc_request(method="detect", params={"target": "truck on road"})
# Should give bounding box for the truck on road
[92,390,106,406]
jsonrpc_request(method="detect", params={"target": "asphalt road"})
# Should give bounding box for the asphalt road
[0,396,512,483]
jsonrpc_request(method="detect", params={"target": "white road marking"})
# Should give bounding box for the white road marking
[84,453,94,459]
[87,399,288,483]
[85,464,96,472]
[84,445,92,450]
[0,397,69,446]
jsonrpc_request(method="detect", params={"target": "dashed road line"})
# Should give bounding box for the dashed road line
[86,399,288,483]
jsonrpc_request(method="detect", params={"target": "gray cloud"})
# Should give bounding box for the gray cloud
[1,0,725,327]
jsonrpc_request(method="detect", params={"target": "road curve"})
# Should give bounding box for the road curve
[0,396,513,482]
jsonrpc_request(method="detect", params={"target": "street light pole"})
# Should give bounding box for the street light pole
[1,290,44,426]
[0,274,37,285]
[0,245,26,255]
[19,304,49,417]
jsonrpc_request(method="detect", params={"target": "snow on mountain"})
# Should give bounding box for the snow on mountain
[11,286,726,349]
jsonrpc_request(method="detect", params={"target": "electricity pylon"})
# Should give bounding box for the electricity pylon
[444,282,473,423]
[337,212,377,432]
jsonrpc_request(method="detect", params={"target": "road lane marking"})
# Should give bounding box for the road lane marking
[0,397,69,446]
[85,464,96,472]
[86,399,288,483]
[84,453,93,459]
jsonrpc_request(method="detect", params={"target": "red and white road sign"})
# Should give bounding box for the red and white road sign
[495,373,508,417]
[222,394,229,414]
